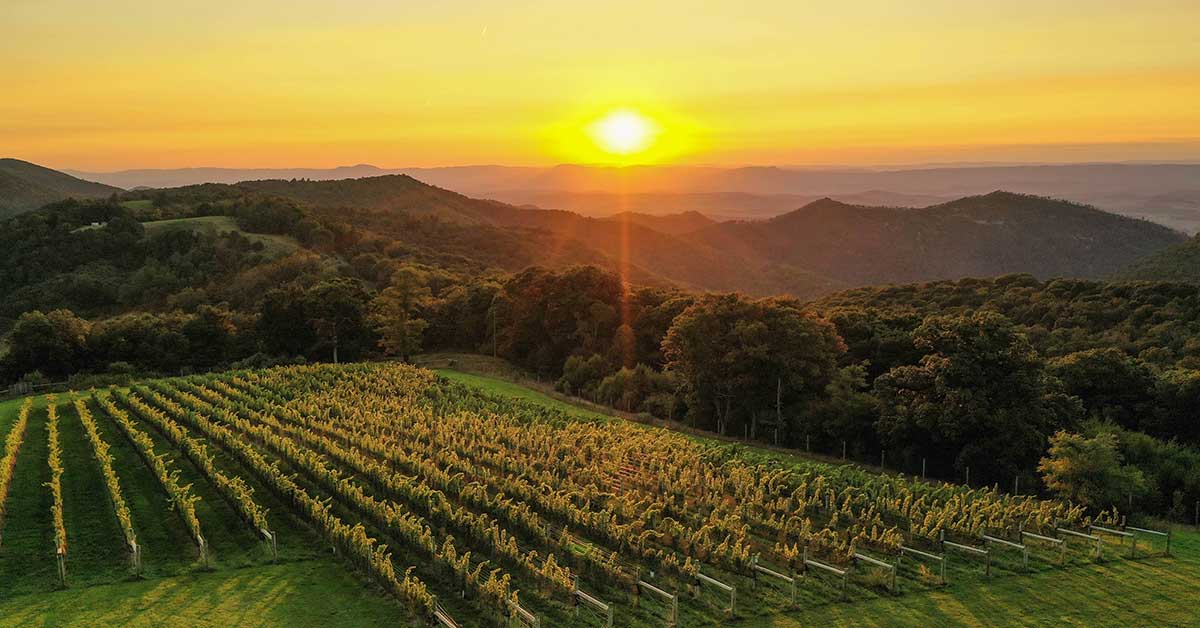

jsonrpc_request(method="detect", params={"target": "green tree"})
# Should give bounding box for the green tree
[874,312,1081,484]
[1038,430,1146,509]
[1047,348,1157,431]
[304,279,372,364]
[4,309,92,379]
[257,286,315,357]
[663,294,844,439]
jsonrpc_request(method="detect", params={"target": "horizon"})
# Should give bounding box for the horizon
[47,157,1200,177]
[6,1,1200,170]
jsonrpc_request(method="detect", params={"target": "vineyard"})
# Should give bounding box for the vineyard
[0,362,1175,627]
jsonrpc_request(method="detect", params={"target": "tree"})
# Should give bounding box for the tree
[370,268,432,362]
[257,286,315,357]
[663,294,844,439]
[3,310,91,379]
[182,304,238,368]
[874,312,1081,484]
[304,279,372,363]
[798,364,879,454]
[1047,349,1157,431]
[1039,430,1146,509]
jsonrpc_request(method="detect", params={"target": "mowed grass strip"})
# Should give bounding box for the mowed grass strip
[90,398,199,579]
[57,400,130,587]
[0,402,57,598]
[0,559,405,628]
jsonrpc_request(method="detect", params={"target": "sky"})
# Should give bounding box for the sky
[3,0,1200,171]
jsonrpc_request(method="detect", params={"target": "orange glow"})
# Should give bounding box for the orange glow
[2,1,1199,170]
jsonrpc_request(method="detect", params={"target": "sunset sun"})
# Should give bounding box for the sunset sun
[589,109,658,156]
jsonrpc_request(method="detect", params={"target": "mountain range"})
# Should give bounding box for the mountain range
[4,160,1193,298]
[67,162,1200,232]
[139,173,1186,296]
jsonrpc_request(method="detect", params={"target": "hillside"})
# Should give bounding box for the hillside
[0,166,1189,332]
[179,174,842,298]
[235,175,507,225]
[0,159,121,219]
[194,177,1185,295]
[1114,234,1200,283]
[0,363,1185,628]
[693,192,1186,285]
[229,176,1184,290]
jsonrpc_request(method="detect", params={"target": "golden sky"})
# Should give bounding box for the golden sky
[4,0,1200,170]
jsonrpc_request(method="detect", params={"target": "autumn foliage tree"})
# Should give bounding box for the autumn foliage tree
[1038,430,1146,509]
[371,268,432,362]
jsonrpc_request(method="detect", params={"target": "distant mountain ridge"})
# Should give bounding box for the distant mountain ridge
[7,162,1189,299]
[601,211,716,234]
[202,175,1184,293]
[68,161,1200,232]
[0,159,121,218]
[690,192,1185,285]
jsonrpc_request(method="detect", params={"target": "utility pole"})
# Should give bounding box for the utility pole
[776,377,782,436]
[491,294,499,359]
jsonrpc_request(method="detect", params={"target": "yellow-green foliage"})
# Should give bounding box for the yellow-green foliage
[0,398,33,524]
[76,397,137,550]
[46,397,67,555]
[97,393,204,549]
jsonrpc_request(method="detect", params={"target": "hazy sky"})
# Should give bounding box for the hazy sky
[4,0,1200,170]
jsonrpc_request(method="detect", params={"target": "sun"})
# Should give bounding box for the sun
[589,109,658,156]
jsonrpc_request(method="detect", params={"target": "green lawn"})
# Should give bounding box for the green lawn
[119,199,154,211]
[747,529,1200,627]
[141,216,299,258]
[0,560,406,628]
[435,369,613,421]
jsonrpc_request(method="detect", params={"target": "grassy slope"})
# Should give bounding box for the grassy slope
[4,371,1199,627]
[141,215,299,258]
[435,365,1200,628]
[0,395,407,626]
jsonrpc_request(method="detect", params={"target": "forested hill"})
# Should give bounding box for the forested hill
[1113,234,1200,284]
[123,175,846,299]
[690,192,1187,285]
[155,176,1187,293]
[1,165,1191,309]
[0,159,121,218]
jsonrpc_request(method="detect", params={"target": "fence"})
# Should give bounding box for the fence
[751,555,797,606]
[899,545,946,585]
[636,579,677,626]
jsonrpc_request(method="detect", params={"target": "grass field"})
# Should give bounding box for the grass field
[141,215,299,258]
[1,367,1198,627]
